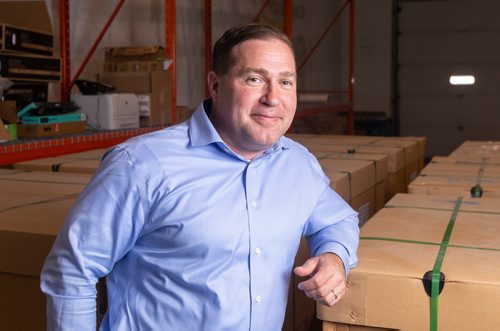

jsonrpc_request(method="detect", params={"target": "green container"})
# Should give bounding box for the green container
[4,123,17,140]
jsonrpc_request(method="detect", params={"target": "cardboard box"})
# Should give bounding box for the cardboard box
[3,82,48,109]
[450,140,500,158]
[99,71,172,126]
[0,52,61,82]
[0,100,18,124]
[0,169,92,186]
[408,159,500,198]
[408,174,500,198]
[103,60,169,72]
[0,2,53,35]
[0,196,77,330]
[369,138,421,186]
[420,160,500,178]
[303,141,405,202]
[290,134,425,196]
[319,158,377,226]
[318,193,500,331]
[14,157,101,174]
[316,152,388,212]
[0,169,93,330]
[104,45,168,62]
[0,23,53,56]
[17,120,86,138]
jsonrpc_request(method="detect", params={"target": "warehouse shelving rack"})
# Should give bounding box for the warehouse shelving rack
[1,0,354,166]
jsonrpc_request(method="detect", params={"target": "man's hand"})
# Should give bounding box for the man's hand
[293,252,346,307]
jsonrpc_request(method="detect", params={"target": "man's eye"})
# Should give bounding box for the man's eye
[281,80,294,88]
[246,77,262,85]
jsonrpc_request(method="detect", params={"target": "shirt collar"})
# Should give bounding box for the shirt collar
[188,99,291,157]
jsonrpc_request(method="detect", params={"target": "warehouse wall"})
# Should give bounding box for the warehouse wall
[398,0,500,157]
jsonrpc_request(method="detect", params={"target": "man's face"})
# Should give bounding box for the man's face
[208,38,297,160]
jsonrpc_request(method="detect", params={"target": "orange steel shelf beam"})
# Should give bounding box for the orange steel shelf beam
[0,128,162,166]
[204,0,212,97]
[59,0,70,102]
[165,0,177,124]
[296,0,355,135]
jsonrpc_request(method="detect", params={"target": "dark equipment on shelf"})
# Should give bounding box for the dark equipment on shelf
[75,79,116,95]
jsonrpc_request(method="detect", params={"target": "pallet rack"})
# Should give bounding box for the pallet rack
[1,0,355,166]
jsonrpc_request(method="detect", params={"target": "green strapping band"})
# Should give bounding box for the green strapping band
[476,160,486,187]
[360,236,500,252]
[360,197,465,331]
[429,197,462,330]
[385,203,500,216]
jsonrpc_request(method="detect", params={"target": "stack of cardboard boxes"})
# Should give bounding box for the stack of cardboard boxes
[99,45,173,127]
[283,133,426,331]
[0,149,107,329]
[318,140,500,330]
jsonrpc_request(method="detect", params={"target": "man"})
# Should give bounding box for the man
[41,23,359,330]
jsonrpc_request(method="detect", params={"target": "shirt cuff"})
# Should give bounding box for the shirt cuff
[313,241,355,275]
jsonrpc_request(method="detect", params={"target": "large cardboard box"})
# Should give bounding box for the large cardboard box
[420,160,500,178]
[0,2,53,35]
[408,174,500,198]
[17,120,87,138]
[0,168,93,330]
[408,158,500,198]
[318,193,500,331]
[0,196,77,330]
[99,71,172,126]
[104,45,168,62]
[369,137,421,186]
[14,156,101,174]
[450,140,500,158]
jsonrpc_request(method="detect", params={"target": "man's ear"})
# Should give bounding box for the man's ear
[207,71,219,99]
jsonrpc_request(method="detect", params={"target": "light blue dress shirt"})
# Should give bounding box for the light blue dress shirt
[40,100,359,331]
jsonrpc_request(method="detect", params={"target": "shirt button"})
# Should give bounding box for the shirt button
[254,247,262,255]
[251,201,257,208]
[255,296,262,303]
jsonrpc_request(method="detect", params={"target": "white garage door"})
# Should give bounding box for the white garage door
[398,0,500,157]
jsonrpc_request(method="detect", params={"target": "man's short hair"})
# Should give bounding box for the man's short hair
[212,23,294,76]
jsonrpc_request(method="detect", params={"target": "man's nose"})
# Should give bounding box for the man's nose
[259,83,280,106]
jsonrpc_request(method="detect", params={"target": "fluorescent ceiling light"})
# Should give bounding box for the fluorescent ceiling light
[449,75,475,85]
